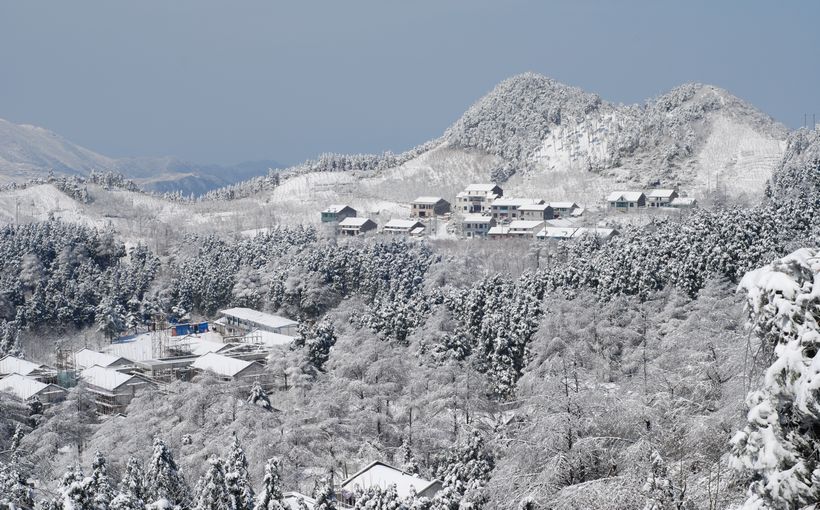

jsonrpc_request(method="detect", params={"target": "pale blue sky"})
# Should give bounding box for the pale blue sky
[0,1,817,166]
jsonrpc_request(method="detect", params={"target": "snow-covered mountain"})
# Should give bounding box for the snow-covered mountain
[0,117,279,194]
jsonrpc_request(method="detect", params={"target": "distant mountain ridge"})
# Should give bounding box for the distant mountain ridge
[0,117,281,195]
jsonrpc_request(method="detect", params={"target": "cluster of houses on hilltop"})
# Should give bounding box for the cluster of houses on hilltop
[321,201,441,237]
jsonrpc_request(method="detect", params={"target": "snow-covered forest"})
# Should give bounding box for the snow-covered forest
[0,126,818,509]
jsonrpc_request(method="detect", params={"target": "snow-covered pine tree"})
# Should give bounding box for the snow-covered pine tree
[119,456,145,503]
[10,423,24,451]
[253,458,287,510]
[192,457,231,510]
[247,381,272,411]
[0,458,34,509]
[87,451,115,510]
[143,437,190,508]
[397,437,419,475]
[434,430,494,509]
[226,436,255,510]
[306,320,337,371]
[312,478,337,510]
[59,465,93,510]
[730,248,820,509]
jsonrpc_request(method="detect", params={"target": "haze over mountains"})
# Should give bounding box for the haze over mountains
[0,117,281,195]
[0,73,789,203]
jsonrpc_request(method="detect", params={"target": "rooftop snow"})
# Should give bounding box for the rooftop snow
[340,461,440,500]
[647,189,677,198]
[509,220,545,229]
[219,308,298,330]
[75,348,131,369]
[464,183,499,192]
[191,352,257,378]
[80,365,140,392]
[242,329,295,347]
[607,191,645,202]
[549,201,579,209]
[492,198,543,207]
[463,214,493,223]
[537,227,578,239]
[338,217,371,227]
[0,373,65,400]
[517,203,550,211]
[384,219,423,229]
[412,196,445,204]
[322,204,354,213]
[0,355,48,376]
[487,226,511,235]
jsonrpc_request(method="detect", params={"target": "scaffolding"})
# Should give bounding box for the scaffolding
[151,314,170,359]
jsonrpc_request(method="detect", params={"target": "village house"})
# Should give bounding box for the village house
[517,203,555,221]
[508,220,546,238]
[80,365,154,414]
[487,225,511,239]
[74,348,133,371]
[215,307,299,338]
[646,189,679,207]
[0,355,57,383]
[191,352,267,384]
[0,373,67,404]
[338,461,443,507]
[460,214,496,238]
[536,227,578,240]
[338,217,377,236]
[321,205,357,223]
[410,197,450,218]
[548,202,580,218]
[383,219,425,235]
[490,198,544,221]
[670,197,698,209]
[455,184,503,214]
[607,191,646,211]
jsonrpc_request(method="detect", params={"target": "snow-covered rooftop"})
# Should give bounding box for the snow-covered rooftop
[340,461,440,500]
[572,227,617,238]
[517,203,551,211]
[219,308,298,330]
[492,198,543,207]
[322,204,354,213]
[80,365,140,392]
[242,329,295,348]
[509,220,545,230]
[192,352,259,378]
[464,183,500,193]
[0,373,65,400]
[190,340,232,356]
[412,196,446,204]
[75,348,131,370]
[487,226,511,235]
[671,197,697,206]
[384,219,423,230]
[537,227,578,239]
[463,214,493,223]
[647,189,677,198]
[607,191,645,202]
[549,201,579,209]
[0,355,49,376]
[338,217,371,227]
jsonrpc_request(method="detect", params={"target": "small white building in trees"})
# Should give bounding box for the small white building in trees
[517,203,555,221]
[321,205,357,223]
[80,365,154,414]
[0,355,57,383]
[490,198,544,221]
[338,461,443,507]
[606,191,646,211]
[338,217,377,236]
[410,197,450,218]
[74,349,133,371]
[191,352,266,383]
[508,220,546,238]
[548,202,581,218]
[215,308,299,338]
[460,214,496,238]
[0,373,67,404]
[455,184,503,214]
[383,219,425,235]
[646,189,679,208]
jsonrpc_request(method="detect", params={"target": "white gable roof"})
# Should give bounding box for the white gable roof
[509,220,545,230]
[322,204,354,213]
[549,202,579,209]
[607,191,645,202]
[463,214,493,223]
[487,226,511,235]
[492,198,543,207]
[647,189,676,198]
[339,217,372,228]
[384,219,423,229]
[192,352,257,378]
[537,227,578,239]
[0,373,65,400]
[190,340,232,356]
[242,329,296,347]
[75,349,131,370]
[219,308,298,330]
[517,203,551,212]
[0,355,47,376]
[413,196,445,204]
[80,365,140,392]
[464,183,499,193]
[340,461,440,500]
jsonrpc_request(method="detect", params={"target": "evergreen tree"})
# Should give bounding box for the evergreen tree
[434,430,494,510]
[397,437,419,475]
[306,321,336,371]
[88,451,115,510]
[0,458,34,509]
[253,458,287,510]
[226,436,255,510]
[59,465,93,510]
[247,381,272,411]
[192,457,231,510]
[730,248,820,509]
[118,457,145,506]
[10,423,24,451]
[144,437,190,508]
[313,478,336,510]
